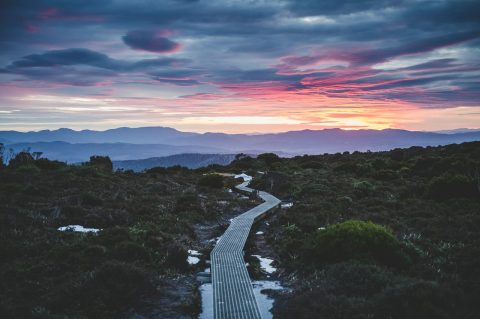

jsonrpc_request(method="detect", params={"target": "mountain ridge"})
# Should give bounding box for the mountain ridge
[2,127,480,162]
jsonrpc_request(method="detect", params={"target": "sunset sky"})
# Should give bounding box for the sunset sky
[1,0,479,133]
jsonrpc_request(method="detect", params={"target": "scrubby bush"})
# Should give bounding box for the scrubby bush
[373,169,399,181]
[303,220,405,267]
[113,241,151,263]
[257,152,281,166]
[34,158,66,170]
[198,174,224,188]
[164,242,188,270]
[88,156,113,172]
[8,151,34,168]
[374,281,462,319]
[81,192,103,206]
[83,261,153,313]
[427,173,477,200]
[300,160,324,169]
[146,166,168,175]
[98,227,131,246]
[352,180,375,196]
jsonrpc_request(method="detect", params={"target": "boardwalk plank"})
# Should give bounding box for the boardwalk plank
[211,179,281,319]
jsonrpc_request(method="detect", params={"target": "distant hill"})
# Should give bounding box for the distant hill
[113,153,237,171]
[5,141,227,163]
[0,127,195,144]
[2,127,480,156]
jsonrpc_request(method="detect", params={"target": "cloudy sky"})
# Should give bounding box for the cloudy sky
[1,0,479,133]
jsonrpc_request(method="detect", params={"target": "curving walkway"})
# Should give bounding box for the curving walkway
[211,175,281,319]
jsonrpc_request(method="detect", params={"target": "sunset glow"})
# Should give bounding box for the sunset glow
[1,0,479,133]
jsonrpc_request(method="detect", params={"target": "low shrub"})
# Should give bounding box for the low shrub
[198,174,224,188]
[427,173,477,200]
[82,261,153,314]
[112,241,150,263]
[303,220,406,267]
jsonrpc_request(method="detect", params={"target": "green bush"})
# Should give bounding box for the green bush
[304,220,405,267]
[352,181,375,196]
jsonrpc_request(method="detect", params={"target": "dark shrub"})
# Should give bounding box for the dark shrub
[34,158,66,170]
[174,194,200,213]
[113,241,150,262]
[98,227,131,246]
[352,181,375,197]
[427,173,477,200]
[83,261,153,313]
[375,281,463,319]
[81,192,103,206]
[8,151,34,169]
[164,242,188,270]
[198,174,224,188]
[304,220,405,267]
[334,162,360,173]
[84,245,107,258]
[300,161,324,169]
[0,143,4,169]
[257,152,281,166]
[88,156,113,172]
[373,169,399,181]
[62,205,88,220]
[146,166,167,175]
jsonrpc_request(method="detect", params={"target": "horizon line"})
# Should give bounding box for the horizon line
[2,125,480,135]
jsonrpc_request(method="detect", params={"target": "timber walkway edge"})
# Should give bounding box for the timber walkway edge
[211,175,281,319]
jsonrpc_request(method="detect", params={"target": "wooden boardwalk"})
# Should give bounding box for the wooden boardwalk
[211,177,281,319]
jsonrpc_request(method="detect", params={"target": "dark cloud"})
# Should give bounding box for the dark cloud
[1,48,191,86]
[3,48,187,71]
[122,30,180,53]
[0,0,479,108]
[8,48,121,69]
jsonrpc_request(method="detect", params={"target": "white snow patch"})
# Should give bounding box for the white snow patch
[281,202,293,208]
[188,249,202,256]
[187,256,200,265]
[58,225,100,233]
[235,173,253,182]
[253,255,277,274]
[187,249,202,265]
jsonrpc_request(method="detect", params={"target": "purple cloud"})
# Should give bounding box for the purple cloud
[122,30,181,53]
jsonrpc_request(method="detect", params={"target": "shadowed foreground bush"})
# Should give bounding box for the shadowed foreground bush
[427,173,477,200]
[303,220,406,267]
[198,174,224,188]
[81,261,153,315]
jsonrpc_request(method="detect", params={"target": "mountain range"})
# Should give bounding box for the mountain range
[1,126,480,164]
[113,153,236,171]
